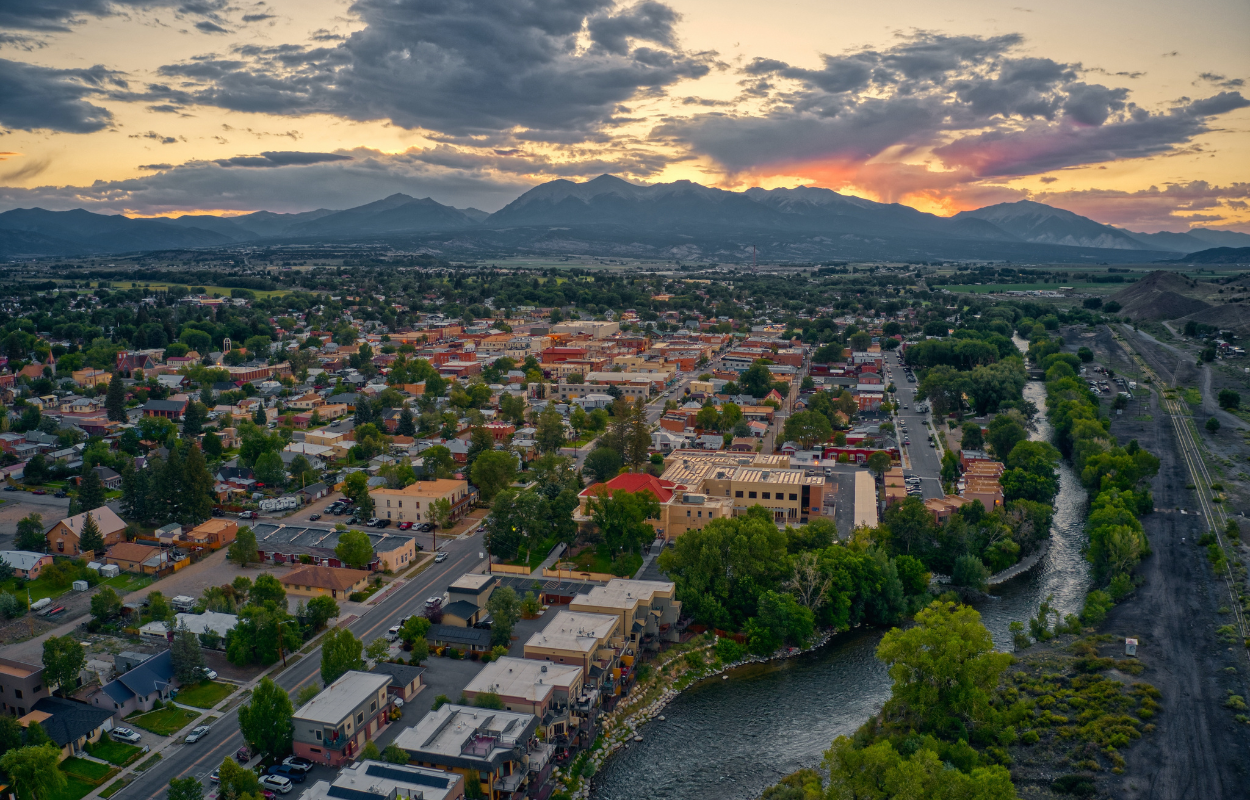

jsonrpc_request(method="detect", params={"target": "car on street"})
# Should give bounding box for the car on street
[260,775,293,794]
[185,725,211,743]
[310,513,321,521]
[211,507,225,517]
[32,490,46,495]
[366,518,380,527]
[235,746,251,763]
[397,521,413,530]
[376,518,391,528]
[418,523,433,532]
[267,765,306,783]
[434,552,448,563]
[111,728,142,744]
[387,624,402,641]
[54,490,68,498]
[425,596,442,609]
[282,757,314,773]
[210,769,221,784]
[2,486,16,491]
[199,667,218,680]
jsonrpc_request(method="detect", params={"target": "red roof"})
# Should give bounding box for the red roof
[580,472,679,503]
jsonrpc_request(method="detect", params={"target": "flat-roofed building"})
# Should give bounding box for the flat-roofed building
[394,705,551,800]
[569,580,680,648]
[660,460,828,525]
[0,657,47,716]
[293,670,393,767]
[463,657,584,743]
[370,478,472,526]
[250,522,418,572]
[301,761,464,800]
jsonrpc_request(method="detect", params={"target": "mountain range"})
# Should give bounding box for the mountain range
[2,174,1247,262]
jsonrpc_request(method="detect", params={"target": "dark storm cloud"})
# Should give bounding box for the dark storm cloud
[149,0,712,138]
[0,0,228,33]
[0,58,123,132]
[212,150,352,167]
[241,13,275,22]
[194,20,229,33]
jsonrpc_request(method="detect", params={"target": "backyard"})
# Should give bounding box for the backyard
[566,546,642,577]
[127,705,200,736]
[0,564,153,604]
[175,680,234,709]
[506,537,557,572]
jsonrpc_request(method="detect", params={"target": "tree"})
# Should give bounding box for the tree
[42,636,85,695]
[876,601,1012,731]
[237,676,294,757]
[882,496,936,555]
[782,411,833,449]
[74,511,106,558]
[471,450,518,502]
[0,745,66,800]
[90,586,122,623]
[1206,416,1220,433]
[168,776,204,800]
[422,445,456,480]
[586,488,660,555]
[229,526,260,566]
[105,373,127,422]
[249,573,287,607]
[202,431,223,459]
[400,616,431,662]
[396,406,417,436]
[485,587,521,649]
[960,422,983,450]
[747,590,815,654]
[253,451,286,488]
[182,401,206,437]
[866,451,892,479]
[431,498,453,531]
[321,628,363,685]
[334,529,374,569]
[254,404,268,426]
[624,401,652,472]
[227,603,300,666]
[343,472,375,518]
[535,403,566,454]
[366,637,391,661]
[306,595,340,631]
[951,555,990,591]
[1218,389,1240,410]
[148,590,172,622]
[383,743,410,764]
[823,738,1015,800]
[583,447,622,483]
[171,622,206,684]
[15,513,45,552]
[985,414,1027,460]
[741,362,776,398]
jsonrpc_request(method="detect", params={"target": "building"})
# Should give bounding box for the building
[21,697,113,761]
[523,610,624,694]
[292,670,393,767]
[46,507,127,556]
[92,466,122,490]
[659,459,828,526]
[924,495,969,524]
[576,472,733,544]
[443,573,495,627]
[103,542,168,575]
[463,657,584,744]
[0,657,48,716]
[71,369,111,389]
[427,624,493,655]
[173,612,237,645]
[300,761,464,800]
[183,519,238,550]
[90,650,175,720]
[0,550,52,579]
[569,580,681,648]
[280,565,371,599]
[368,662,426,704]
[394,704,551,800]
[142,398,188,419]
[249,522,418,572]
[369,479,472,526]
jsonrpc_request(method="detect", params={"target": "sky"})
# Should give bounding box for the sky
[0,0,1248,232]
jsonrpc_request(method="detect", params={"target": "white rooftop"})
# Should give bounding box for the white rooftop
[572,579,674,610]
[448,572,495,592]
[294,670,390,724]
[0,551,46,572]
[301,761,461,800]
[393,704,535,763]
[525,610,618,654]
[464,657,582,703]
[174,611,238,637]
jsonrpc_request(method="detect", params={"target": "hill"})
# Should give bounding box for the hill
[0,208,232,257]
[1106,271,1212,321]
[1175,302,1250,335]
[1165,247,1250,264]
[953,200,1152,250]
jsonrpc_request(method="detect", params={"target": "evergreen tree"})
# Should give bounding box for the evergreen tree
[78,467,106,512]
[182,401,205,437]
[77,512,105,556]
[253,404,267,426]
[146,455,177,526]
[105,373,127,423]
[119,461,149,524]
[625,401,652,472]
[354,398,375,426]
[181,444,215,523]
[202,431,223,459]
[200,383,215,407]
[171,622,206,683]
[396,407,416,436]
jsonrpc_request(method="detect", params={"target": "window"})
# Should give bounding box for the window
[387,511,392,519]
[14,690,21,699]
[370,701,376,712]
[735,490,743,498]
[762,492,770,500]
[32,685,40,693]
[398,500,403,508]
[789,493,797,501]
[697,511,702,518]
[357,713,364,725]
[686,510,690,517]
[387,499,391,508]
[316,730,322,740]
[748,491,757,499]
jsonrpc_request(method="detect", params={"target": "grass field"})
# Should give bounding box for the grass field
[176,680,234,709]
[115,282,292,299]
[47,775,97,800]
[2,566,153,605]
[128,706,200,736]
[61,758,115,783]
[87,738,143,766]
[506,538,556,571]
[567,547,642,577]
[943,282,1119,293]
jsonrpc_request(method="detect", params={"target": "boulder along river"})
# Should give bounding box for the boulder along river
[591,378,1091,800]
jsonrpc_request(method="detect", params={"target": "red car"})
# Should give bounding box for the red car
[32,490,46,495]
[397,521,413,530]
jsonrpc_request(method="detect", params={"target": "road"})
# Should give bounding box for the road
[115,532,487,800]
[883,357,945,500]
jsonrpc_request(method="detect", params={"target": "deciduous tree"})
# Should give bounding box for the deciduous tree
[334,529,375,569]
[321,628,363,685]
[237,677,294,757]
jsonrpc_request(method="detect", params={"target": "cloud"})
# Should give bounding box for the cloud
[129,130,179,143]
[148,0,713,138]
[241,13,275,22]
[0,156,51,182]
[1196,72,1244,89]
[0,147,537,215]
[0,0,228,33]
[211,150,351,167]
[0,58,123,132]
[138,163,173,170]
[194,20,229,33]
[1034,181,1250,232]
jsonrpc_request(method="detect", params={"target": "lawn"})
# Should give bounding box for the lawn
[0,563,153,605]
[128,706,200,736]
[506,538,556,571]
[176,680,234,709]
[1183,387,1203,405]
[567,547,642,577]
[60,758,115,783]
[87,738,143,766]
[46,775,96,800]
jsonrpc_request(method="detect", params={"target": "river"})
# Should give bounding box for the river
[591,380,1091,800]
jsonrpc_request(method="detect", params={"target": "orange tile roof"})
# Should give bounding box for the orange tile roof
[280,565,370,591]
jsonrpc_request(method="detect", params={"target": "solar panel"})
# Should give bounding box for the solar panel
[327,785,386,800]
[364,764,451,789]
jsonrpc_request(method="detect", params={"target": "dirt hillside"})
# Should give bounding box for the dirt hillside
[1109,271,1211,321]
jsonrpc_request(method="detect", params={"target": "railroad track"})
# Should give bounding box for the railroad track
[1119,326,1248,640]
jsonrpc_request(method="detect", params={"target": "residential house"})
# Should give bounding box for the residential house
[46,507,127,556]
[569,579,681,648]
[142,398,187,419]
[0,657,48,716]
[91,650,176,720]
[92,465,122,490]
[292,670,393,767]
[21,697,114,761]
[173,612,237,646]
[279,565,370,599]
[183,519,238,550]
[368,662,425,704]
[0,551,52,579]
[103,542,169,575]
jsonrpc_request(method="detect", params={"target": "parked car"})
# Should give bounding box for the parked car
[185,725,211,743]
[267,765,306,783]
[199,667,218,680]
[260,775,293,794]
[111,728,142,744]
[238,511,258,520]
[54,490,68,498]
[2,486,16,491]
[211,508,225,517]
[377,519,391,528]
[347,516,360,524]
[397,521,413,530]
[425,596,441,608]
[309,513,321,521]
[235,746,251,763]
[32,490,46,495]
[366,518,380,527]
[418,523,434,532]
[434,552,448,563]
[282,757,314,773]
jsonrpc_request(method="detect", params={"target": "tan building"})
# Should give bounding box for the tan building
[463,657,584,742]
[47,507,127,556]
[103,542,165,574]
[0,658,48,716]
[523,610,624,677]
[370,478,471,525]
[569,579,681,647]
[576,473,732,543]
[183,519,238,549]
[280,565,371,599]
[71,369,111,388]
[660,460,828,525]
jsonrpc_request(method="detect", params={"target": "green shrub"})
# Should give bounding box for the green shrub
[1108,573,1133,601]
[349,592,367,602]
[715,637,745,664]
[1051,774,1096,796]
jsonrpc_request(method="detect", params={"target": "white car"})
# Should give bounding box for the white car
[111,727,142,744]
[434,552,448,563]
[260,775,293,794]
[200,667,218,680]
[184,725,211,743]
[392,697,404,708]
[386,625,402,641]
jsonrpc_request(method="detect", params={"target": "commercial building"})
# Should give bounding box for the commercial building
[250,522,419,572]
[293,670,393,767]
[659,458,829,525]
[394,704,551,800]
[569,580,681,649]
[300,761,464,800]
[279,565,371,599]
[0,657,48,716]
[522,610,624,700]
[369,479,472,526]
[462,657,584,744]
[46,507,127,557]
[441,573,495,628]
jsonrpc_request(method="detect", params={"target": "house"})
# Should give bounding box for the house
[92,465,122,490]
[91,650,176,720]
[369,478,472,526]
[463,657,584,744]
[71,369,111,389]
[292,670,393,767]
[142,398,187,419]
[300,761,464,800]
[46,507,127,557]
[173,612,237,645]
[183,519,238,550]
[116,352,157,373]
[368,661,425,704]
[103,542,167,575]
[0,657,49,716]
[21,697,114,761]
[279,565,370,599]
[0,550,52,579]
